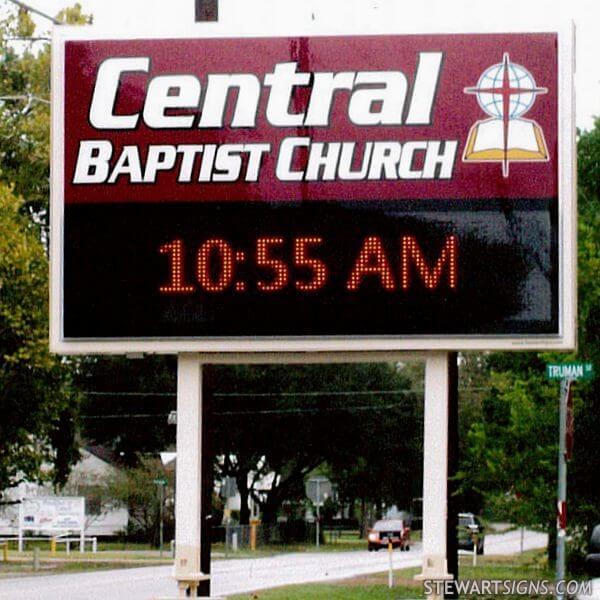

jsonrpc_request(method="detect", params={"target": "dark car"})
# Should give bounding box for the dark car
[367,519,411,552]
[585,525,600,576]
[458,512,485,555]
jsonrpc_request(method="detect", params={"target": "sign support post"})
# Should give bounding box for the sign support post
[446,352,459,598]
[416,352,452,600]
[173,354,209,597]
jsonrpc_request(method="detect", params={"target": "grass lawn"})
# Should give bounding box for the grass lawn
[0,541,172,577]
[229,551,554,600]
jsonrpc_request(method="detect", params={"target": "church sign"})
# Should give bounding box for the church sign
[50,25,575,354]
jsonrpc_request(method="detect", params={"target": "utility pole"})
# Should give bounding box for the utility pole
[556,379,570,600]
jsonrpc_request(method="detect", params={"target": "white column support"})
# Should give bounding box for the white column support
[416,352,452,599]
[173,354,209,597]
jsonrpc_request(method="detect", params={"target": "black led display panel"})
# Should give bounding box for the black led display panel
[63,199,558,339]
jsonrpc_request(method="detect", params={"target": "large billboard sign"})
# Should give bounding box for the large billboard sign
[51,23,575,354]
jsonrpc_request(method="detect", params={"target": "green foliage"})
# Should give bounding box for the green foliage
[0,184,79,492]
[107,458,173,546]
[578,120,600,202]
[0,7,91,494]
[458,370,557,528]
[211,362,420,524]
[567,120,600,542]
[0,4,91,222]
[56,4,93,25]
[0,20,50,219]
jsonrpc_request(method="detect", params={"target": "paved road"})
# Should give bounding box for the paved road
[483,528,548,555]
[0,529,547,600]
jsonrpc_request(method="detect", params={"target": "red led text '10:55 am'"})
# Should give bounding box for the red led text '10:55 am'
[159,235,457,295]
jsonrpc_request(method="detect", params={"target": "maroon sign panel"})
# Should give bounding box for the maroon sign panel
[64,34,557,203]
[57,33,561,345]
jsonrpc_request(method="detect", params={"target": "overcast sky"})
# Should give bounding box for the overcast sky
[10,0,600,130]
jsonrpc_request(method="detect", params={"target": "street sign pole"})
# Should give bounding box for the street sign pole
[556,379,569,600]
[316,479,320,549]
[159,482,165,558]
[545,361,593,600]
[153,479,168,557]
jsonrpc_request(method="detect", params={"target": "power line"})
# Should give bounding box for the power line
[81,402,419,419]
[82,387,489,398]
[4,36,50,41]
[214,389,420,398]
[82,414,167,420]
[216,402,415,416]
[84,391,175,397]
[0,94,50,105]
[82,389,417,398]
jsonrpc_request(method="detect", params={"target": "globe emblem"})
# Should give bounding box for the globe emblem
[475,61,539,119]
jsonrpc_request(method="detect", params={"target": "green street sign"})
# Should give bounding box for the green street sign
[546,362,594,381]
[153,478,167,485]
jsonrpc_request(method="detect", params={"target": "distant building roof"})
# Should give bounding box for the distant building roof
[84,445,123,467]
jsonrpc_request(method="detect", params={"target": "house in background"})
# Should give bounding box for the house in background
[0,446,128,537]
[218,471,279,523]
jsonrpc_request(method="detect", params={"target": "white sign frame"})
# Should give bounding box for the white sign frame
[50,17,576,357]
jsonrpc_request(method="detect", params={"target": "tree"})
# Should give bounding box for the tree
[0,184,79,493]
[0,4,91,224]
[107,457,174,545]
[0,5,91,496]
[457,367,558,531]
[211,362,420,526]
[567,120,600,545]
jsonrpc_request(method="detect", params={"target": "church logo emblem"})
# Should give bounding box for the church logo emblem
[463,53,549,177]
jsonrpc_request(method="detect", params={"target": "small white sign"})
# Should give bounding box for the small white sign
[19,496,85,532]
